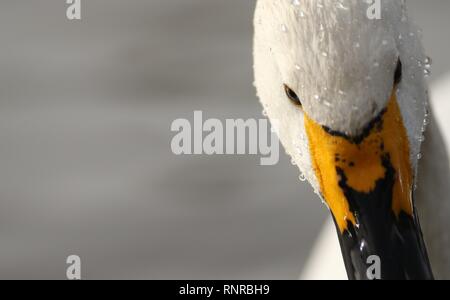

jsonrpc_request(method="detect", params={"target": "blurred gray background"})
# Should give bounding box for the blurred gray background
[0,0,449,279]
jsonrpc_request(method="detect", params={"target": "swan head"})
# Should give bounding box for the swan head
[254,0,433,279]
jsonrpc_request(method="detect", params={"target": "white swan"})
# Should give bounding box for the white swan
[254,0,449,279]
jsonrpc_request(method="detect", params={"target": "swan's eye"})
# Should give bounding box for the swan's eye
[394,59,402,85]
[284,84,302,107]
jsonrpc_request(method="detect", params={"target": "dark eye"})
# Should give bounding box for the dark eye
[394,59,402,85]
[284,84,302,106]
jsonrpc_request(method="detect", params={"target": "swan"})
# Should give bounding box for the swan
[253,0,449,279]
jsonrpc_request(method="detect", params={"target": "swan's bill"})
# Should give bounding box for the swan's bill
[305,90,433,280]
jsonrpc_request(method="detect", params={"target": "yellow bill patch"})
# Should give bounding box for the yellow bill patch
[304,92,413,232]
